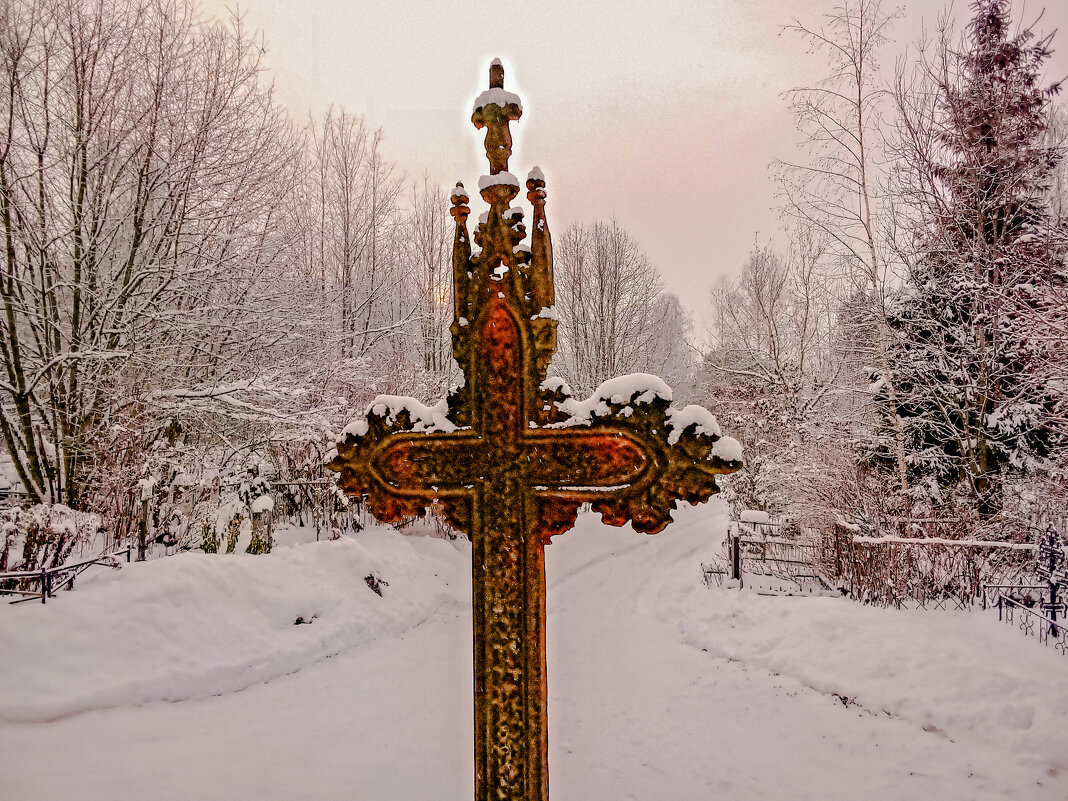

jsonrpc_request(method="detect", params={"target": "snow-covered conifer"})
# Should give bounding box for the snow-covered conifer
[880,0,1067,514]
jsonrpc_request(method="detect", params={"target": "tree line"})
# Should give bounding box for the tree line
[703,0,1068,538]
[7,0,1061,549]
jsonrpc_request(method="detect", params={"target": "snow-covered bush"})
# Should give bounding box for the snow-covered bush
[197,473,277,556]
[0,504,103,573]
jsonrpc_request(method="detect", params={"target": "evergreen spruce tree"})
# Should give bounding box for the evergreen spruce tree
[879,0,1065,515]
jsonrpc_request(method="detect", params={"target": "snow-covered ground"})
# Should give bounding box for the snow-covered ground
[1,500,1065,800]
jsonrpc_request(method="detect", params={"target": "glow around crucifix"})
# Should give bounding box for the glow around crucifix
[328,60,742,801]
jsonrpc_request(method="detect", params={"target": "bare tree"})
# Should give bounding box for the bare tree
[303,109,408,361]
[405,175,457,395]
[702,229,845,515]
[551,219,691,395]
[777,0,910,492]
[0,0,301,505]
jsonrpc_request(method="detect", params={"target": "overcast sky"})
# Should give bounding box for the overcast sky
[196,0,1068,329]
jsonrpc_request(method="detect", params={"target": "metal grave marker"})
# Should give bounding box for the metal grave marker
[328,61,741,801]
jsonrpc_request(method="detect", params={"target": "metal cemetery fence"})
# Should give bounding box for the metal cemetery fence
[718,518,835,595]
[996,595,1068,655]
[708,515,1058,611]
[0,545,131,604]
[704,514,1068,657]
[991,525,1068,654]
[831,521,1038,610]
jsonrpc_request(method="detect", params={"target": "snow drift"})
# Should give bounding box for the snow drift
[0,527,468,722]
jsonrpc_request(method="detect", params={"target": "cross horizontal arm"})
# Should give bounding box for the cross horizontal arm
[370,426,654,499]
[523,429,651,496]
[370,430,482,496]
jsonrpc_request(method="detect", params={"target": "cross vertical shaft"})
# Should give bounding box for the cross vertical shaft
[472,301,547,799]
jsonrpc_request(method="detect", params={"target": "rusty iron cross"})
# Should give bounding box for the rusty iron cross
[329,61,740,801]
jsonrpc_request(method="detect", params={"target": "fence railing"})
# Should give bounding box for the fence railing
[997,595,1068,655]
[0,488,33,509]
[980,583,1049,610]
[833,526,1038,609]
[0,545,131,604]
[724,531,834,593]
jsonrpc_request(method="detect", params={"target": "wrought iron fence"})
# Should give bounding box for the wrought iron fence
[0,545,131,604]
[709,517,1068,620]
[723,528,835,594]
[0,487,33,509]
[980,583,1049,610]
[832,523,1037,610]
[997,595,1068,655]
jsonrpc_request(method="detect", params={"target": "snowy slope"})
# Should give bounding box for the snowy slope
[1,501,1065,800]
[0,528,467,722]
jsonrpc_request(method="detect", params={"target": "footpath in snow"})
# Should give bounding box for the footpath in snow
[1,501,1065,800]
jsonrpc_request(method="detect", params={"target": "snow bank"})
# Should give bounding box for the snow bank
[3,499,1066,798]
[658,571,1068,773]
[0,528,468,722]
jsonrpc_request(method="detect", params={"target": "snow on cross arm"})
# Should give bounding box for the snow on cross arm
[543,373,743,463]
[343,395,457,436]
[472,87,523,113]
[665,404,722,444]
[548,372,673,427]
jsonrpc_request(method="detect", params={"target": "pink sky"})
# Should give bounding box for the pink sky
[197,0,1068,330]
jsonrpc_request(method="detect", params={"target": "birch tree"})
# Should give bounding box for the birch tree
[777,0,910,493]
[406,175,457,396]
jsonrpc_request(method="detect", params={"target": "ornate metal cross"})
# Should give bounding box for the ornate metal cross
[329,61,740,801]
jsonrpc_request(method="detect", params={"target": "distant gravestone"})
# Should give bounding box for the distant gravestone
[329,61,741,801]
